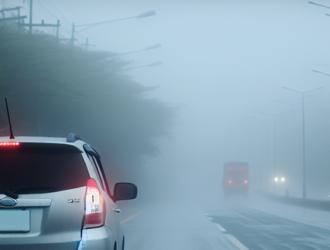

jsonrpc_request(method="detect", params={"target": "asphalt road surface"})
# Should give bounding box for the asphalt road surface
[118,194,330,250]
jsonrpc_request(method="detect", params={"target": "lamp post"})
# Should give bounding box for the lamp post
[69,10,156,48]
[308,1,330,9]
[112,43,162,57]
[282,86,324,199]
[252,110,290,194]
[120,61,162,72]
[312,69,330,77]
[75,10,156,33]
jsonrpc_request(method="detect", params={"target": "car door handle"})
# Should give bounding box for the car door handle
[113,208,121,213]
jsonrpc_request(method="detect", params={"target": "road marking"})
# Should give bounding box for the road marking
[214,223,226,232]
[120,211,143,224]
[207,217,213,220]
[225,234,249,250]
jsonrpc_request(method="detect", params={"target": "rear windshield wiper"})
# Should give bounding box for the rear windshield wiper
[4,190,18,199]
[12,186,59,194]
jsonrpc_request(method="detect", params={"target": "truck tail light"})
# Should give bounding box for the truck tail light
[244,180,248,184]
[83,178,106,229]
[228,180,232,184]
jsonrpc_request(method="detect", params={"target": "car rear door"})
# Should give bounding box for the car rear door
[0,143,89,250]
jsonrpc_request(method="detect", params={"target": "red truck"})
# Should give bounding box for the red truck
[222,162,249,196]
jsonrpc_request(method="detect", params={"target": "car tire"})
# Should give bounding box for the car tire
[122,238,125,250]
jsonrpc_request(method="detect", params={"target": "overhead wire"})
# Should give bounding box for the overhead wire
[38,0,86,41]
[48,0,71,26]
[3,0,15,7]
[37,0,59,21]
[1,0,88,48]
[34,0,83,43]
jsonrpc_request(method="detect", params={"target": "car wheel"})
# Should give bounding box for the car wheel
[122,237,125,250]
[114,242,117,250]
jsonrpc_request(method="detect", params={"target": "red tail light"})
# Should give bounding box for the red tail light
[228,180,232,184]
[83,178,106,229]
[244,180,248,184]
[0,142,19,146]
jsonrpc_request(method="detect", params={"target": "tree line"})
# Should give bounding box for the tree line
[0,24,175,185]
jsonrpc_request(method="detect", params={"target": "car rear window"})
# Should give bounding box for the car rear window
[0,143,89,194]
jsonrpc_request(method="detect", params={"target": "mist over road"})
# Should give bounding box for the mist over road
[119,194,330,250]
[118,199,238,250]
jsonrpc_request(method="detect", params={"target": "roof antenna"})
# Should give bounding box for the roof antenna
[5,98,14,139]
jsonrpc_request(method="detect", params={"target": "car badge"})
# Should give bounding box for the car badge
[0,197,18,207]
[67,199,80,203]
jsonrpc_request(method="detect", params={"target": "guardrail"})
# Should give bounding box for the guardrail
[257,191,330,211]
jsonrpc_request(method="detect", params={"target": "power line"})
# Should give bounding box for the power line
[37,0,59,20]
[3,0,15,7]
[21,4,42,21]
[45,0,86,41]
[49,0,71,26]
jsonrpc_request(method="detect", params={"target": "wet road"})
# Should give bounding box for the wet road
[118,199,238,250]
[206,206,330,250]
[118,195,330,250]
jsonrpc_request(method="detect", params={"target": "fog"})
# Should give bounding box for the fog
[3,1,330,248]
[5,0,330,202]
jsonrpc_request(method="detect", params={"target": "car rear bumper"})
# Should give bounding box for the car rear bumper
[0,227,114,250]
[79,227,114,250]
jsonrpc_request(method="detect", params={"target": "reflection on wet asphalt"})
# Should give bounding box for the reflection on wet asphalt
[208,205,330,250]
[119,200,239,250]
[119,196,330,250]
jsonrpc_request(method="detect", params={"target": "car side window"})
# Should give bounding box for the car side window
[92,155,111,197]
[91,156,107,190]
[87,154,105,190]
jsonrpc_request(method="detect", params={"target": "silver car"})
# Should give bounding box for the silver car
[0,133,137,250]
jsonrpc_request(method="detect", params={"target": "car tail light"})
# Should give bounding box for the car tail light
[0,142,19,146]
[228,180,232,184]
[244,180,248,184]
[83,178,106,229]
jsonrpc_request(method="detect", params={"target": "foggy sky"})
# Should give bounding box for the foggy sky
[5,0,330,201]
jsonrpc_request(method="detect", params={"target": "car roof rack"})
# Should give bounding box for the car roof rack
[66,133,82,143]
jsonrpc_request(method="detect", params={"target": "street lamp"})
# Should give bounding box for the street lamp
[75,10,156,33]
[312,69,330,77]
[112,43,162,57]
[308,1,330,9]
[252,110,291,191]
[120,61,162,72]
[282,85,324,199]
[68,10,156,47]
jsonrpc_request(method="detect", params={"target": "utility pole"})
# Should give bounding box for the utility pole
[252,110,291,194]
[70,23,75,49]
[82,38,96,51]
[56,20,60,41]
[29,0,33,34]
[0,7,26,29]
[282,85,324,199]
[20,20,60,37]
[23,0,59,37]
[85,37,88,51]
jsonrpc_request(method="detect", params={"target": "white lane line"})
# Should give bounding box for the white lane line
[120,211,143,224]
[207,217,213,220]
[215,223,226,232]
[225,234,249,250]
